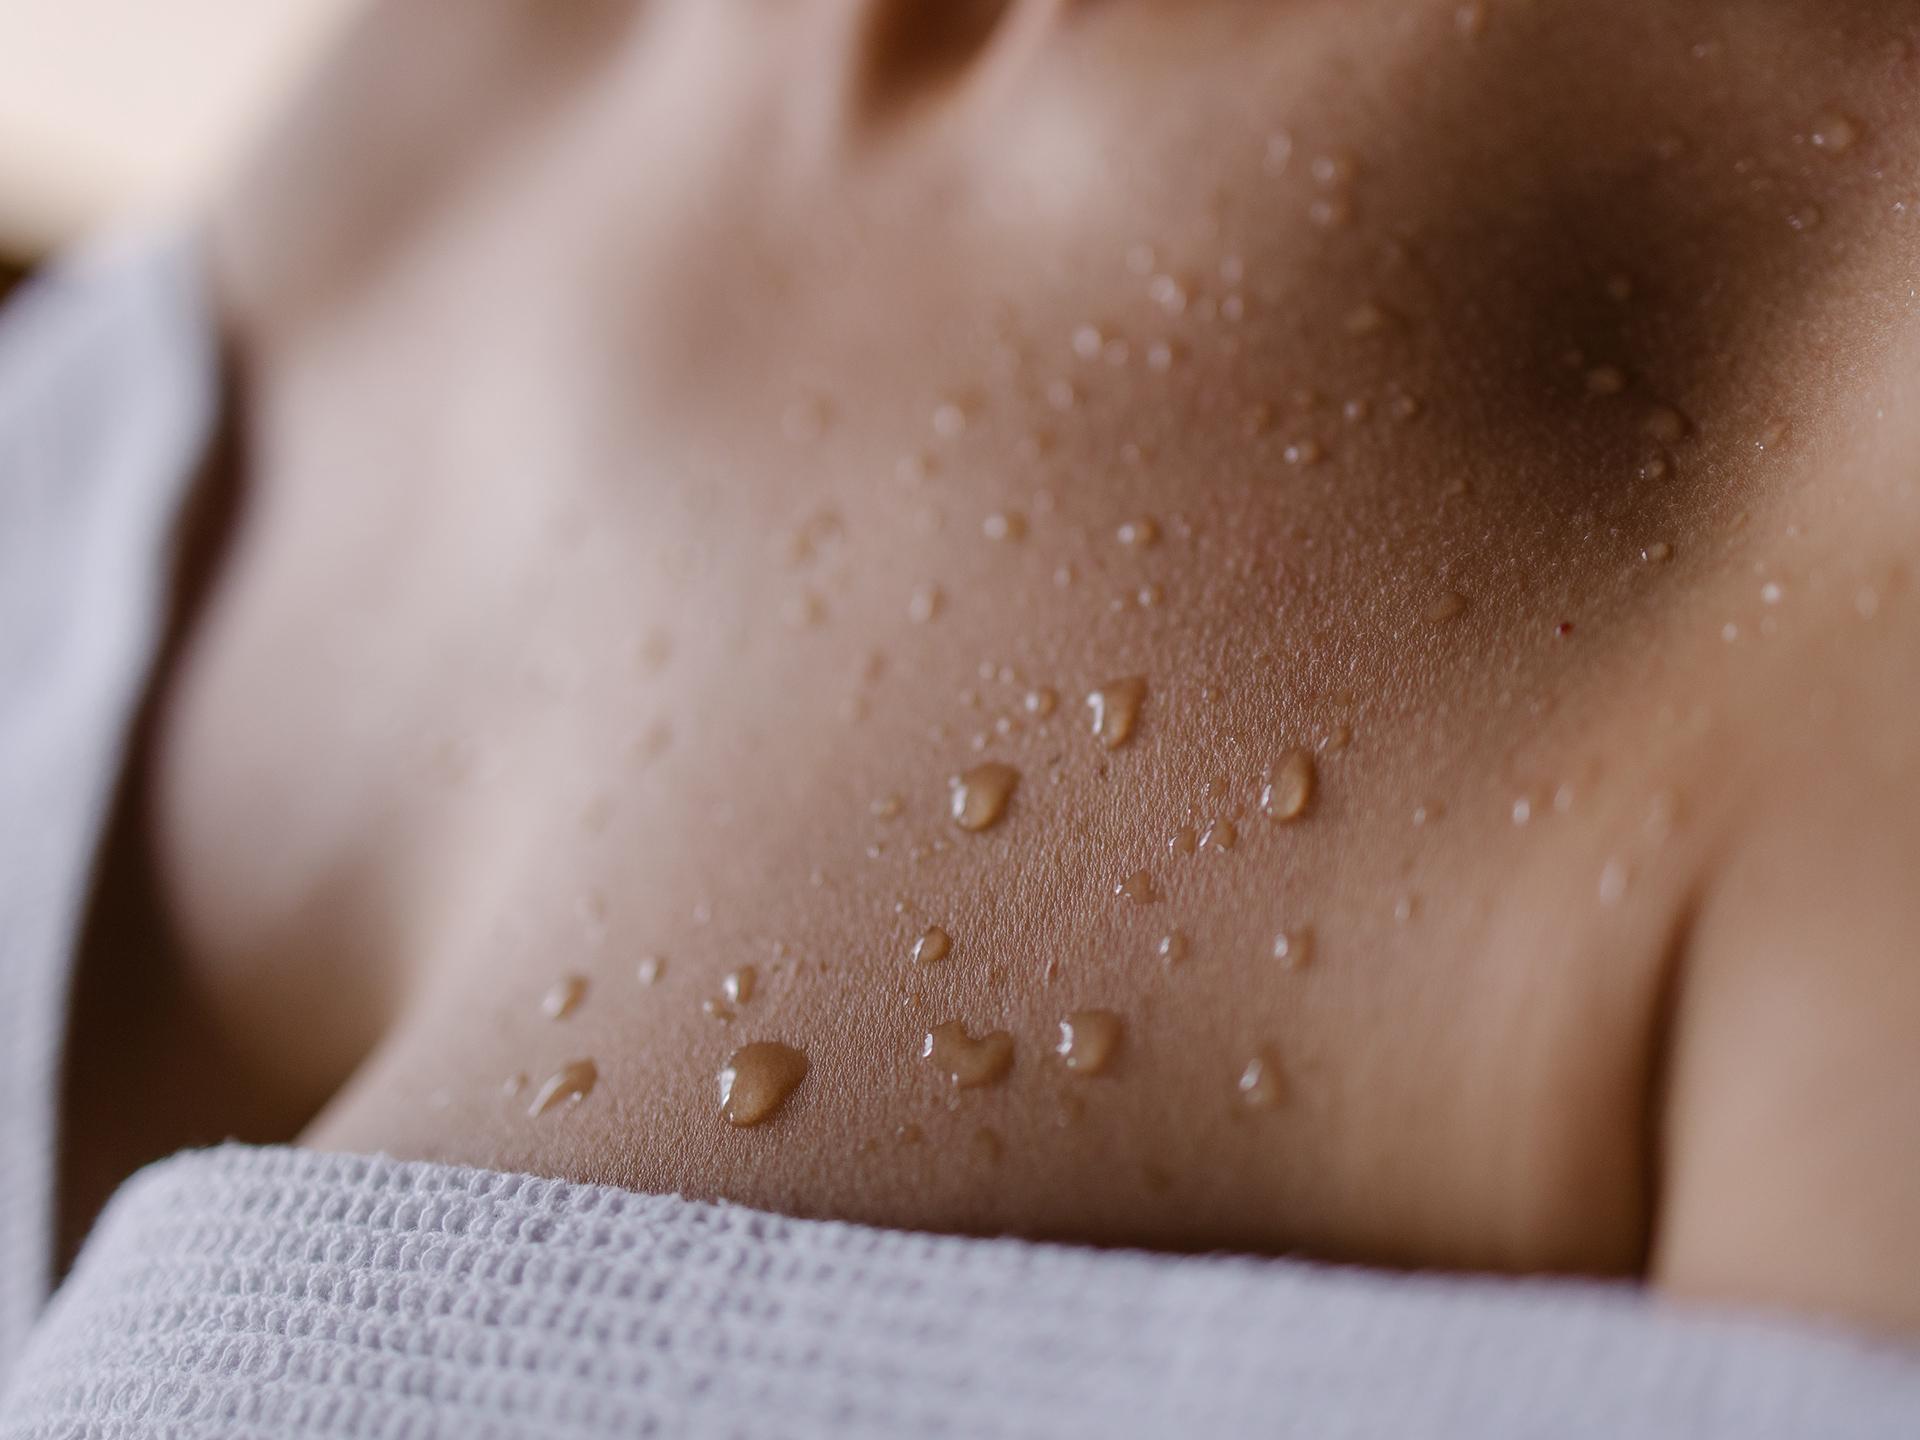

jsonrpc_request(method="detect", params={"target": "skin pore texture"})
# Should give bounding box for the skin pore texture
[61,0,1920,1334]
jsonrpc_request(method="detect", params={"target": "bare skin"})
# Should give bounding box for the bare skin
[63,0,1920,1333]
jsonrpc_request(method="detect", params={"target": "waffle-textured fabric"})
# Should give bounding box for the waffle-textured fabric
[4,1142,1919,1440]
[0,236,1915,1437]
[0,235,217,1380]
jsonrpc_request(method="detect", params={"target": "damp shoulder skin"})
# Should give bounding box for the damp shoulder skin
[62,0,1920,1336]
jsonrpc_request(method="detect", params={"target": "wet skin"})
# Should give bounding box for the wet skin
[64,0,1920,1332]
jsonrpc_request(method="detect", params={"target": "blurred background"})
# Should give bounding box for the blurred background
[0,0,365,290]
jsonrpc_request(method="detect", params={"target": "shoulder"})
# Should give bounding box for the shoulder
[1652,537,1920,1335]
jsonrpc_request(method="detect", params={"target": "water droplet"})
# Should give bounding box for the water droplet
[1262,749,1317,822]
[1202,818,1239,852]
[1761,580,1784,605]
[1344,302,1393,337]
[1645,790,1681,840]
[1425,590,1469,624]
[1642,540,1674,564]
[703,998,737,1023]
[1148,274,1189,314]
[1087,677,1149,750]
[951,762,1020,831]
[870,793,905,821]
[1598,859,1630,906]
[1264,130,1295,175]
[1145,340,1178,373]
[719,1042,809,1127]
[1114,869,1161,904]
[723,967,758,1006]
[637,955,667,986]
[1394,892,1420,924]
[1512,796,1533,826]
[1168,825,1199,857]
[1238,1053,1286,1110]
[1810,109,1860,153]
[1788,205,1824,233]
[1158,931,1189,964]
[1343,397,1373,423]
[923,1021,1015,1088]
[983,511,1028,542]
[1072,323,1105,360]
[542,975,588,1021]
[1116,516,1161,549]
[1023,686,1059,718]
[1586,365,1628,397]
[933,400,969,439]
[1389,392,1424,423]
[1642,405,1692,444]
[1272,928,1315,970]
[528,1059,598,1117]
[1308,195,1353,229]
[1056,1011,1124,1074]
[913,926,953,964]
[1310,152,1355,187]
[1282,438,1326,467]
[1321,723,1354,753]
[909,583,945,624]
[503,1072,528,1096]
